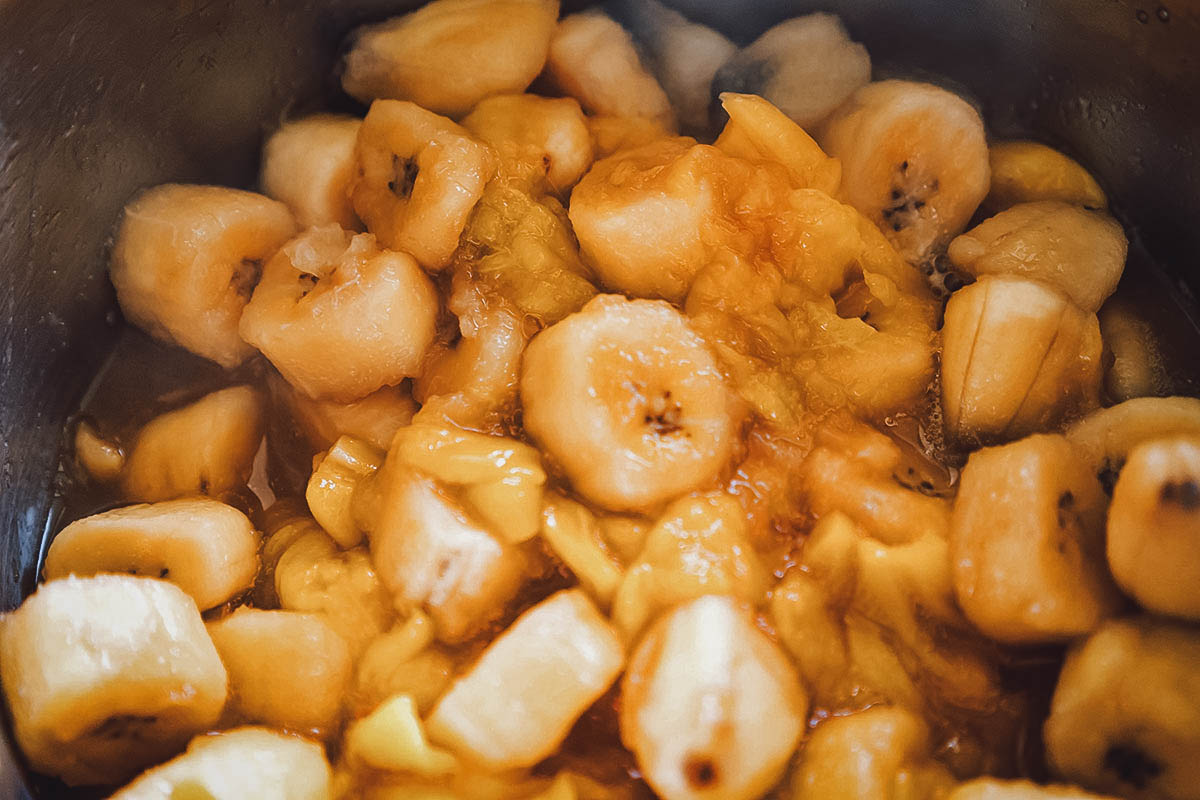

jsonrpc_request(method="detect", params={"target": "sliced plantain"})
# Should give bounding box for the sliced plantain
[342,0,559,116]
[521,294,741,512]
[712,12,871,131]
[1044,616,1200,800]
[1065,396,1200,483]
[109,727,332,800]
[240,226,438,402]
[984,140,1108,212]
[714,92,841,194]
[261,114,362,230]
[207,608,352,738]
[427,590,624,770]
[819,80,990,265]
[110,184,297,368]
[350,99,496,269]
[620,595,806,800]
[1106,436,1200,619]
[951,434,1122,643]
[0,575,226,786]
[461,93,594,195]
[122,385,264,503]
[546,11,676,130]
[44,497,258,611]
[941,275,1102,440]
[947,200,1127,313]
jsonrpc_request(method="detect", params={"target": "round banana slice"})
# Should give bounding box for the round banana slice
[712,12,871,131]
[1044,616,1200,800]
[110,184,297,368]
[1065,396,1200,483]
[350,99,496,270]
[985,140,1108,212]
[239,225,439,402]
[109,726,332,800]
[520,294,740,512]
[1107,436,1200,619]
[620,595,806,800]
[951,433,1122,644]
[546,10,677,130]
[44,497,259,611]
[207,608,352,738]
[342,0,559,116]
[461,93,594,195]
[261,114,362,230]
[947,200,1127,313]
[819,80,990,265]
[0,575,226,786]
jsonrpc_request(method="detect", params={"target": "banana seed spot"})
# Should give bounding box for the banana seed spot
[1160,479,1200,510]
[684,754,719,789]
[388,155,419,199]
[1104,742,1163,789]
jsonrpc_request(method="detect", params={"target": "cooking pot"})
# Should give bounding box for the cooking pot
[1,0,1198,795]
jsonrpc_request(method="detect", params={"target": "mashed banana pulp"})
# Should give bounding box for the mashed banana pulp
[5,2,1200,799]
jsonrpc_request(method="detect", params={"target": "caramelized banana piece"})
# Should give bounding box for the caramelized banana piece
[270,372,416,452]
[0,576,226,786]
[792,706,956,800]
[73,420,125,481]
[621,595,806,800]
[521,295,740,512]
[587,115,674,159]
[306,436,384,548]
[350,100,496,269]
[342,0,558,115]
[347,694,457,777]
[110,727,332,800]
[122,385,264,503]
[110,184,297,367]
[1044,617,1200,800]
[1066,396,1200,482]
[1107,436,1200,619]
[1099,301,1169,403]
[985,140,1108,212]
[547,11,676,130]
[951,434,1121,643]
[715,92,841,194]
[261,114,362,229]
[948,201,1127,313]
[240,226,438,401]
[950,779,1119,799]
[427,590,624,770]
[352,613,453,717]
[207,608,352,738]
[45,498,258,611]
[539,492,625,608]
[461,93,594,195]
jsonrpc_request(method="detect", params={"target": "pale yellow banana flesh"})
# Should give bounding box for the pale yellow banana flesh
[985,140,1108,212]
[1065,396,1200,479]
[715,92,841,195]
[261,114,362,230]
[342,0,559,116]
[0,576,226,786]
[306,435,385,549]
[44,497,259,611]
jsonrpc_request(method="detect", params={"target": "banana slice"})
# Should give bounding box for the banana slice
[347,693,458,777]
[110,184,297,368]
[461,93,594,195]
[44,497,258,611]
[261,114,362,229]
[122,385,264,503]
[427,590,624,770]
[521,294,740,512]
[240,226,438,402]
[546,11,677,130]
[73,420,125,482]
[352,614,454,717]
[1107,436,1200,619]
[791,706,956,800]
[947,201,1127,313]
[985,140,1108,212]
[1065,396,1200,483]
[620,595,806,800]
[342,0,559,115]
[608,0,736,134]
[306,435,384,549]
[539,492,625,609]
[109,727,332,800]
[712,13,871,131]
[715,92,841,194]
[587,114,674,159]
[819,80,990,265]
[368,467,528,643]
[207,608,352,738]
[951,434,1122,644]
[0,575,226,786]
[269,371,416,453]
[941,275,1102,440]
[611,492,769,639]
[950,779,1120,799]
[1099,301,1169,403]
[1044,617,1200,800]
[350,99,496,269]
